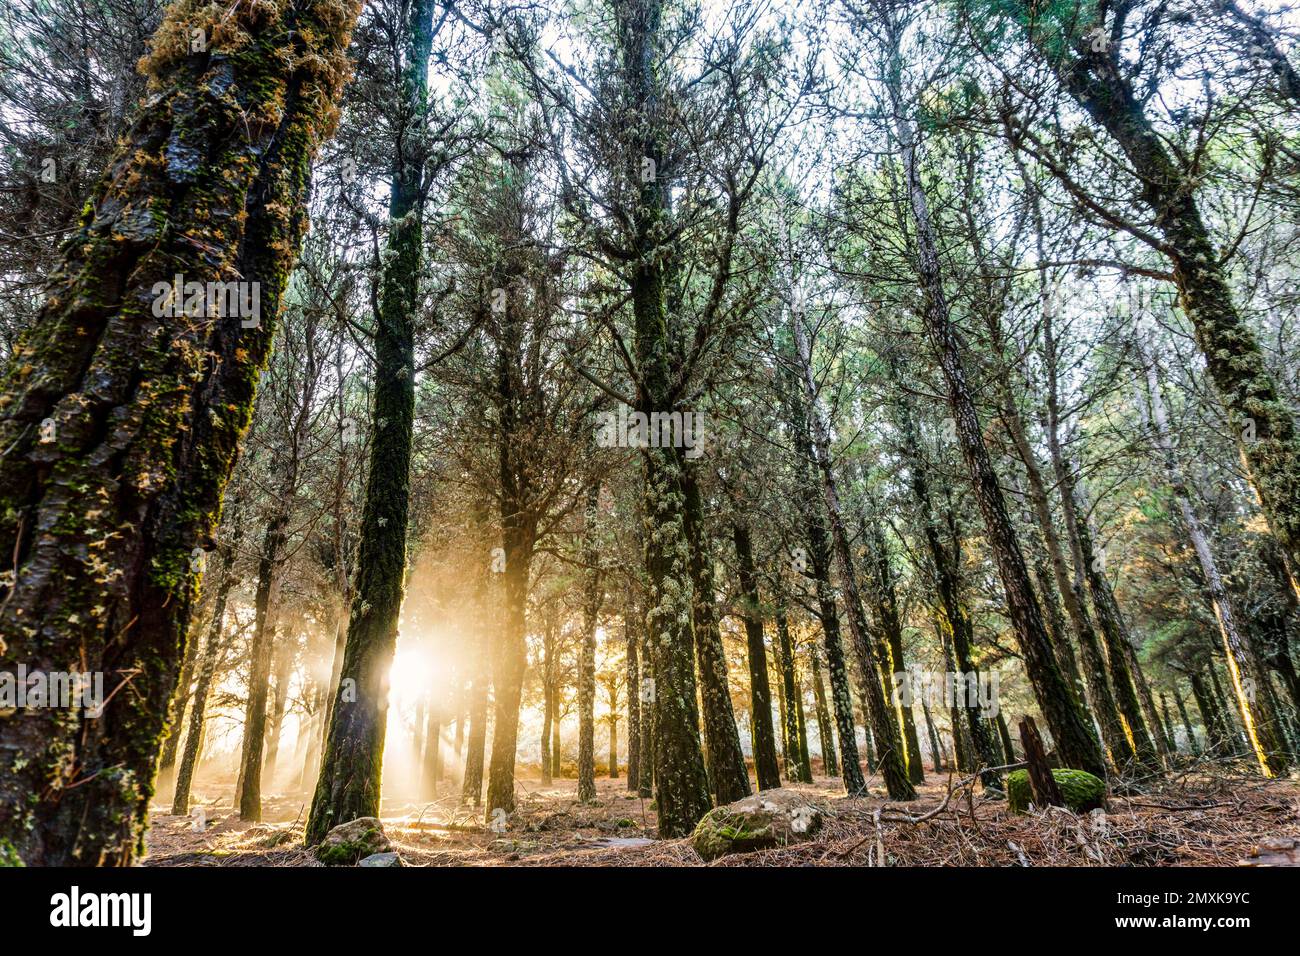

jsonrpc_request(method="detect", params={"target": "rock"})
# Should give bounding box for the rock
[690,789,825,862]
[313,817,392,866]
[358,852,402,867]
[1240,837,1300,866]
[1006,768,1106,814]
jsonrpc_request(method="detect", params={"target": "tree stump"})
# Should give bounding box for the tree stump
[1018,716,1065,810]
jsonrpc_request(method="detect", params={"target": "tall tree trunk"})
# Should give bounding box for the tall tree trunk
[238,510,288,820]
[172,516,243,816]
[684,470,749,803]
[306,0,435,844]
[1001,364,1134,770]
[485,533,533,816]
[1190,667,1232,754]
[733,521,782,790]
[1139,342,1289,775]
[859,505,925,785]
[775,605,814,783]
[0,0,360,866]
[608,705,619,780]
[420,704,441,800]
[618,0,711,836]
[879,3,1104,779]
[996,711,1018,765]
[781,351,865,794]
[578,484,603,803]
[626,613,641,791]
[158,609,204,783]
[1158,695,1178,754]
[637,618,654,799]
[1020,6,1300,597]
[540,630,554,788]
[790,308,914,800]
[461,645,490,808]
[263,638,295,785]
[1068,470,1160,770]
[920,696,943,774]
[1174,685,1200,755]
[809,645,837,777]
[887,362,1003,787]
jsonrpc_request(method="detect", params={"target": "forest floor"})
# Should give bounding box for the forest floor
[144,766,1300,867]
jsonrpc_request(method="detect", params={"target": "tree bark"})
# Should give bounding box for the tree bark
[171,515,243,816]
[683,469,749,803]
[879,4,1104,779]
[625,613,641,791]
[617,0,712,836]
[790,308,914,800]
[781,353,865,794]
[886,362,1005,787]
[809,645,837,777]
[578,483,603,803]
[238,506,288,819]
[1021,6,1300,597]
[775,605,813,783]
[0,0,360,865]
[1139,341,1289,775]
[733,520,782,790]
[859,504,924,785]
[306,0,435,844]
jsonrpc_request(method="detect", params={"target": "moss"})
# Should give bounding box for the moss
[0,838,24,867]
[1006,768,1106,814]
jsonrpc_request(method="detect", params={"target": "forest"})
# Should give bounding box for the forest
[0,0,1298,874]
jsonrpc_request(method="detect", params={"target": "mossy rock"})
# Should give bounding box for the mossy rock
[690,789,824,862]
[1006,769,1106,815]
[313,817,392,866]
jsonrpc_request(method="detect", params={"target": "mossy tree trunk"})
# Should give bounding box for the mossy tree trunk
[887,360,1005,787]
[809,645,837,777]
[878,5,1105,780]
[683,468,750,804]
[732,519,782,791]
[1016,4,1300,600]
[859,503,924,785]
[791,309,914,801]
[777,607,813,783]
[305,0,435,844]
[0,0,360,866]
[618,0,712,838]
[1139,343,1289,775]
[577,483,603,804]
[625,613,641,791]
[780,351,864,794]
[172,509,244,816]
